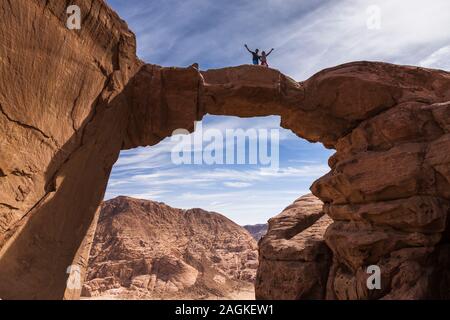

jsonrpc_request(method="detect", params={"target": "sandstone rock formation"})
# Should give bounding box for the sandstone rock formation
[243,224,268,241]
[82,197,257,300]
[256,194,332,299]
[0,0,449,299]
[312,100,450,299]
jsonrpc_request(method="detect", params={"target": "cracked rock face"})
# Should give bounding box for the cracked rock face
[0,0,449,299]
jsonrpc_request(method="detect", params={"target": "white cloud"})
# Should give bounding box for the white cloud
[288,159,320,164]
[257,166,330,178]
[265,0,450,78]
[223,182,252,188]
[172,188,311,224]
[109,0,450,80]
[419,45,450,71]
[105,189,169,200]
[109,164,330,189]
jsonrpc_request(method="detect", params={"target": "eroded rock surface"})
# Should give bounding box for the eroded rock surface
[82,197,257,300]
[312,100,450,300]
[0,0,449,299]
[0,0,143,299]
[256,194,332,299]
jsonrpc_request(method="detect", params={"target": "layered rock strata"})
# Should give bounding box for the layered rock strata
[256,194,332,300]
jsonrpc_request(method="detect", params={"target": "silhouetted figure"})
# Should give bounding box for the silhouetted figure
[260,49,274,67]
[244,44,260,65]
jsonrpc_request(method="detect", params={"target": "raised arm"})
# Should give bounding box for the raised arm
[244,44,254,54]
[266,48,274,56]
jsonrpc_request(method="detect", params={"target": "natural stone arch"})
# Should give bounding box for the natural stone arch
[0,0,449,299]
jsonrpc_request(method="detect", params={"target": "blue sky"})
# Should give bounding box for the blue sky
[105,0,450,225]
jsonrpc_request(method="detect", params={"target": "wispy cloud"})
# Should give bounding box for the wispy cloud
[419,45,450,71]
[108,0,450,79]
[107,164,330,189]
[223,182,252,188]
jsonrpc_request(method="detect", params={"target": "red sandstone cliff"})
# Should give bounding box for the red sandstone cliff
[82,197,257,300]
[256,194,332,299]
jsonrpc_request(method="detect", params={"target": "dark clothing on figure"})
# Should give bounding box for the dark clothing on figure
[245,46,260,65]
[251,52,260,65]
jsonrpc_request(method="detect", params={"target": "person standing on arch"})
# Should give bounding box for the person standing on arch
[244,44,261,65]
[260,48,274,67]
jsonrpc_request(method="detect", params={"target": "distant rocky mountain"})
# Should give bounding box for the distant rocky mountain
[82,196,258,300]
[243,224,268,241]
